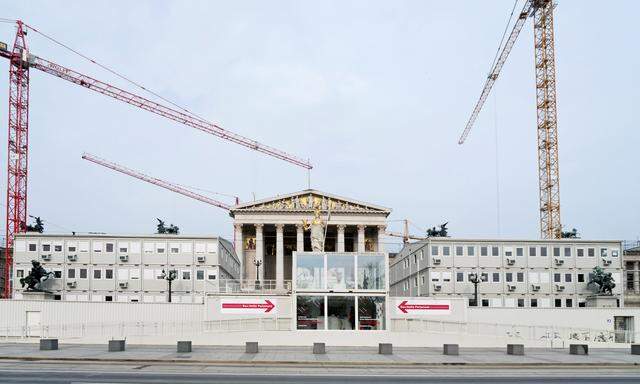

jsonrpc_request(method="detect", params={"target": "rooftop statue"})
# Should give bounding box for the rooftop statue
[20,260,54,292]
[561,228,579,238]
[588,266,616,295]
[427,222,449,238]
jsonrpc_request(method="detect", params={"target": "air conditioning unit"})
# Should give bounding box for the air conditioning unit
[119,281,128,289]
[66,280,77,288]
[602,259,612,266]
[433,284,442,291]
[506,258,516,265]
[531,284,541,291]
[197,256,206,263]
[554,258,564,266]
[67,254,77,261]
[41,254,51,261]
[555,284,565,292]
[507,284,516,291]
[432,258,441,265]
[119,255,129,262]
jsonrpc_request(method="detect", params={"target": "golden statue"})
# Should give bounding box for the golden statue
[302,205,325,251]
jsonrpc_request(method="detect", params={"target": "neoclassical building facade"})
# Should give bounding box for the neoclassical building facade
[230,190,391,288]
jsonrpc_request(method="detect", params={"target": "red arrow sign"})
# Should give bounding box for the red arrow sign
[398,300,450,314]
[222,299,275,313]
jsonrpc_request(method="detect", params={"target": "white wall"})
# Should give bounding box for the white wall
[0,299,205,330]
[1,294,639,348]
[468,307,640,332]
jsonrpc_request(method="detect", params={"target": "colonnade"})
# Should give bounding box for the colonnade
[233,223,386,289]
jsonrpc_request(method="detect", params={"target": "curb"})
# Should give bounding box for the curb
[1,356,639,368]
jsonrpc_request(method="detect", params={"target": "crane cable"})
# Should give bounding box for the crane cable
[488,0,521,73]
[23,22,209,123]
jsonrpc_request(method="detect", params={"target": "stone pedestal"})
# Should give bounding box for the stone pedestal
[177,341,192,353]
[585,295,618,308]
[378,343,392,355]
[443,344,459,355]
[313,343,326,354]
[246,342,258,354]
[22,291,55,301]
[507,344,524,355]
[108,340,126,352]
[40,339,58,350]
[570,344,588,355]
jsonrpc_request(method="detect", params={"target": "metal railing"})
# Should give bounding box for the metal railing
[206,279,292,295]
[390,318,637,345]
[1,317,293,340]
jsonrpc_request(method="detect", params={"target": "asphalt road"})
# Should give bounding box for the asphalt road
[1,371,640,383]
[1,362,640,384]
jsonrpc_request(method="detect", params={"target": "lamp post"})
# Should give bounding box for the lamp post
[160,269,177,303]
[469,272,483,307]
[253,259,262,289]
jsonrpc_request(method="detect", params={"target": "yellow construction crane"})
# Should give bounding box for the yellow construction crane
[458,0,562,239]
[386,219,427,245]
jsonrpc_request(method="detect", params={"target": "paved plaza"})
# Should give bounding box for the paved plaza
[0,343,639,367]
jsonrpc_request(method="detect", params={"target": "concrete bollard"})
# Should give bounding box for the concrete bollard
[378,343,393,355]
[632,345,640,355]
[39,339,58,351]
[313,343,326,354]
[443,344,459,356]
[246,342,258,354]
[108,340,126,352]
[507,344,525,356]
[569,344,588,355]
[177,341,192,353]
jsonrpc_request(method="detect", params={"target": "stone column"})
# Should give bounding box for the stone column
[296,224,304,253]
[276,224,284,289]
[233,224,243,280]
[255,224,264,282]
[337,225,345,252]
[634,261,640,294]
[357,225,366,253]
[377,225,386,253]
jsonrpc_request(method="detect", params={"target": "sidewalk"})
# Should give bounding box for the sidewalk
[0,343,639,367]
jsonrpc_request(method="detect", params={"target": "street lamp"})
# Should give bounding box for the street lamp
[253,259,262,289]
[469,272,484,307]
[160,269,177,303]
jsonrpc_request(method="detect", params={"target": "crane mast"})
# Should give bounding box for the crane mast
[533,0,561,239]
[458,0,562,239]
[3,21,29,298]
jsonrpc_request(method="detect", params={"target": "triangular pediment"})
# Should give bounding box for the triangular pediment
[230,189,391,216]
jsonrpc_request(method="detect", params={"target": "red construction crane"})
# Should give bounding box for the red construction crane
[0,20,310,297]
[81,153,234,211]
[458,0,562,239]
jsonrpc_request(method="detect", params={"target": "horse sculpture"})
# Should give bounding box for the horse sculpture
[588,266,616,295]
[19,260,54,291]
[427,222,449,238]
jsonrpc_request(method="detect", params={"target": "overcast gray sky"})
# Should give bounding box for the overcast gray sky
[1,0,638,250]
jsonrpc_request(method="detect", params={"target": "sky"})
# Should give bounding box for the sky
[1,0,638,251]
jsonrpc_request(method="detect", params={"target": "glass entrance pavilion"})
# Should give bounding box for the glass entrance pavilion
[293,252,388,331]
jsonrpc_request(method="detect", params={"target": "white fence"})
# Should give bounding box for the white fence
[1,317,293,340]
[390,318,636,345]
